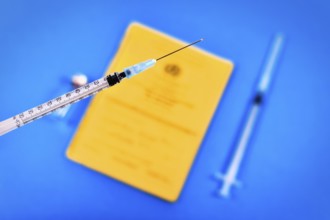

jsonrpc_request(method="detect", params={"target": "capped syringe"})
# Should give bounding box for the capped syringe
[0,39,203,136]
[214,34,284,198]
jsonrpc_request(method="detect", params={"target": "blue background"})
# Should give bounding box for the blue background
[0,0,329,219]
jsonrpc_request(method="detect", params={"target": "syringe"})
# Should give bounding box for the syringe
[0,39,203,136]
[214,34,285,198]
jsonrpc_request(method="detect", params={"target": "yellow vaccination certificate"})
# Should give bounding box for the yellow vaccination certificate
[67,22,234,202]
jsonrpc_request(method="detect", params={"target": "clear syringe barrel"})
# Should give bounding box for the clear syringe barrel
[0,76,111,136]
